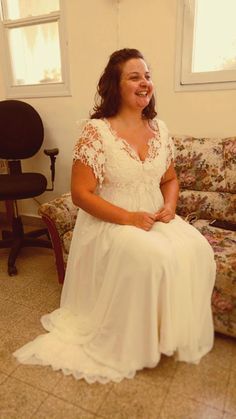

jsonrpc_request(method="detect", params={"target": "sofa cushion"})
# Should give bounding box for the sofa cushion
[177,190,236,222]
[192,219,236,337]
[224,138,236,192]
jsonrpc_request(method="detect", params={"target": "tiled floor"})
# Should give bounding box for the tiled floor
[0,245,236,418]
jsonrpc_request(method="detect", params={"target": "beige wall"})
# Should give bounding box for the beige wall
[118,0,236,136]
[1,0,236,216]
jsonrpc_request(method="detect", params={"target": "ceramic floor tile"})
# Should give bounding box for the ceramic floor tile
[12,364,62,393]
[7,275,59,310]
[0,372,8,384]
[170,362,229,411]
[0,375,47,419]
[230,340,236,372]
[0,249,10,276]
[224,369,236,414]
[223,413,236,419]
[0,247,54,277]
[160,392,223,419]
[0,340,20,376]
[33,395,98,419]
[137,354,178,385]
[98,376,169,419]
[36,287,62,313]
[0,271,33,300]
[43,263,60,280]
[0,311,44,375]
[0,298,32,330]
[9,306,45,338]
[0,252,59,312]
[52,374,113,413]
[34,262,59,285]
[13,245,54,264]
[199,334,234,370]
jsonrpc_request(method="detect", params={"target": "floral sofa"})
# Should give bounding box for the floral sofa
[39,135,236,338]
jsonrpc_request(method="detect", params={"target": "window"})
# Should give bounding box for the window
[175,0,236,91]
[0,0,70,98]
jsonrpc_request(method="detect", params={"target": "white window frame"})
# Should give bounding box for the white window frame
[0,0,71,98]
[175,0,236,91]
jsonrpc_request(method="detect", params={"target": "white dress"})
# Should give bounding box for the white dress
[13,118,216,383]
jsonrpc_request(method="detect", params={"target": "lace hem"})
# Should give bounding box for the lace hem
[18,354,137,384]
[13,326,212,384]
[12,332,152,384]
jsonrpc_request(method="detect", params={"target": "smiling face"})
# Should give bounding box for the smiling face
[119,58,154,113]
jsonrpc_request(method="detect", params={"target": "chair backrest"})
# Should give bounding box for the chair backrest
[0,99,44,160]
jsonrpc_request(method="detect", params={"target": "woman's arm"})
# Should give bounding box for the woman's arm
[71,161,156,231]
[155,163,179,223]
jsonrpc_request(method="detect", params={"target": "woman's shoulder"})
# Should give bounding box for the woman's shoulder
[76,118,107,141]
[152,118,169,140]
[153,118,168,132]
[76,118,104,130]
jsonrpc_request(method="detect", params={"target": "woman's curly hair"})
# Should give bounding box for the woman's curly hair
[90,48,157,120]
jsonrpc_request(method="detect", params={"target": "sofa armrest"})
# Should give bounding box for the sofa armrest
[39,192,78,237]
[38,192,78,283]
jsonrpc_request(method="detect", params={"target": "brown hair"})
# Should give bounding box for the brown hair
[90,48,157,120]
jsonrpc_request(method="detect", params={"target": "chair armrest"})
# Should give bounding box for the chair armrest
[44,148,59,191]
[38,192,78,283]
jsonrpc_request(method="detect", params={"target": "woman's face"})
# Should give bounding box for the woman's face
[119,58,154,112]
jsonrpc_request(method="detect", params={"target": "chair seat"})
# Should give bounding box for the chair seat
[0,173,47,200]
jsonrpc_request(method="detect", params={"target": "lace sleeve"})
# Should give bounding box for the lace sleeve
[73,121,105,186]
[166,134,175,169]
[158,119,175,170]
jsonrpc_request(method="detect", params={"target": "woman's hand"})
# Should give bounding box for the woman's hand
[129,211,156,231]
[155,204,175,223]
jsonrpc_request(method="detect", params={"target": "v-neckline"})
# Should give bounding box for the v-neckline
[103,118,159,163]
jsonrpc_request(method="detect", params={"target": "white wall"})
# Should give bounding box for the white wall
[118,0,236,136]
[1,0,236,217]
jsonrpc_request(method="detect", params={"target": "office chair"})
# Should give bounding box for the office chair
[0,99,59,276]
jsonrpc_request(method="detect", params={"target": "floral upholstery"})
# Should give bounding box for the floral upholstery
[177,190,235,222]
[173,136,236,222]
[39,135,236,338]
[39,192,78,237]
[173,135,236,338]
[191,219,236,337]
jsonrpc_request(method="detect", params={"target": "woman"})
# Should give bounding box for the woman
[14,48,216,383]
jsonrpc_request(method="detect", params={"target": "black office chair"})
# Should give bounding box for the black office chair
[0,99,59,276]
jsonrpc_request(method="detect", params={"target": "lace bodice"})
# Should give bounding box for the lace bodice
[73,118,174,193]
[103,118,161,164]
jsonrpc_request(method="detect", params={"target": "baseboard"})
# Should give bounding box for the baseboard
[22,214,45,227]
[0,212,44,228]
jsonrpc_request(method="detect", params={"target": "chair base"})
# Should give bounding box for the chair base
[0,216,52,276]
